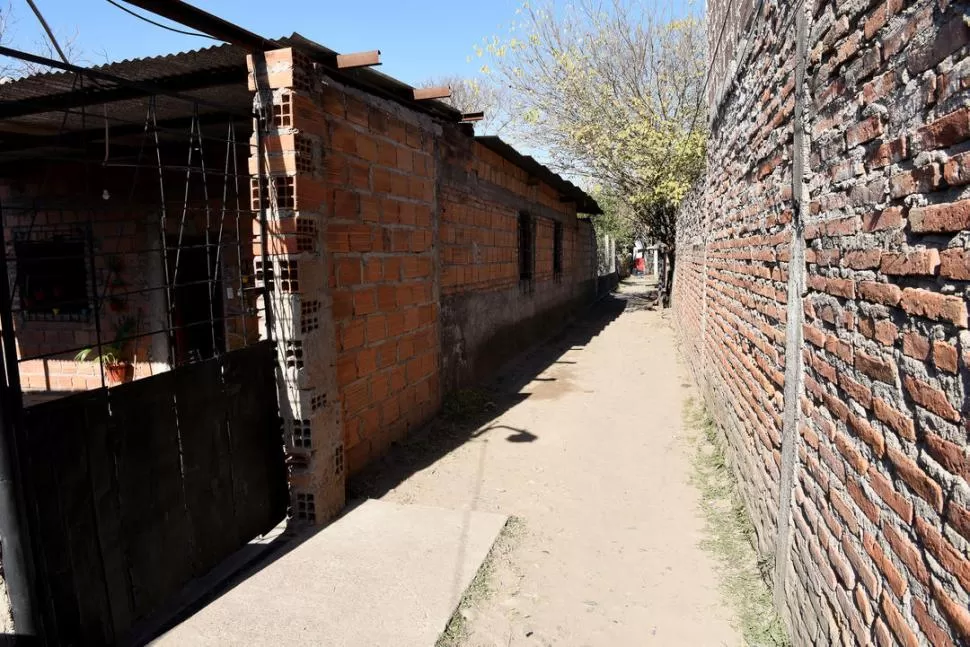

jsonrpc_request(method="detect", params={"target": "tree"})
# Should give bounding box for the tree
[0,2,83,80]
[420,74,514,136]
[479,0,707,302]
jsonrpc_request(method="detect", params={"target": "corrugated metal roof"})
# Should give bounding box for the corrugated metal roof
[0,43,246,103]
[0,36,599,212]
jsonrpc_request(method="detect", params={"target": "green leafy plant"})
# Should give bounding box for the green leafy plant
[75,315,138,366]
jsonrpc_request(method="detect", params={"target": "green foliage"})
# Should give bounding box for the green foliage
[590,188,634,249]
[479,0,708,247]
[74,315,138,365]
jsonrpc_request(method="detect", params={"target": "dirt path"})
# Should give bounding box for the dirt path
[353,278,739,646]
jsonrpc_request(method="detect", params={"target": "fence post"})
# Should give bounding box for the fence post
[0,200,40,638]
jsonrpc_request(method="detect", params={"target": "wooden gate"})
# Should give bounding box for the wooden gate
[16,341,286,644]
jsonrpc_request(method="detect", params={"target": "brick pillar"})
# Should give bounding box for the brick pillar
[247,48,345,525]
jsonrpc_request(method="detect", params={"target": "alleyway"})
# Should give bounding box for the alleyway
[353,278,739,646]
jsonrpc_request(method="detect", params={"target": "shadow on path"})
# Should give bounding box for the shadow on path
[349,279,657,501]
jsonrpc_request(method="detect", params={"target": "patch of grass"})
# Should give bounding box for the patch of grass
[685,399,791,647]
[436,516,524,647]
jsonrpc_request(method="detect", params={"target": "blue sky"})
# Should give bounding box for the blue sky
[2,0,701,86]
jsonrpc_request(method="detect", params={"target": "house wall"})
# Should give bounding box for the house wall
[437,133,597,392]
[249,48,600,524]
[0,154,256,398]
[675,0,970,644]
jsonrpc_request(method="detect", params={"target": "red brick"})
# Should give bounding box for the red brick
[864,533,907,598]
[340,320,365,350]
[839,373,872,408]
[933,341,959,373]
[874,319,898,346]
[855,351,896,384]
[902,331,930,360]
[858,281,902,306]
[887,445,944,513]
[862,71,896,103]
[868,138,909,169]
[872,397,916,441]
[862,207,904,232]
[884,522,930,587]
[914,517,970,593]
[889,164,942,199]
[912,598,955,647]
[900,288,968,327]
[365,315,386,343]
[940,248,970,280]
[933,588,970,641]
[843,248,882,269]
[343,379,369,414]
[804,323,826,348]
[847,116,885,148]
[880,248,940,276]
[880,592,920,647]
[874,618,892,647]
[849,413,886,458]
[830,488,860,535]
[902,374,959,422]
[949,500,970,544]
[916,108,970,151]
[944,150,970,186]
[925,432,970,482]
[336,354,357,385]
[909,200,970,232]
[353,288,377,315]
[847,478,881,525]
[355,347,377,377]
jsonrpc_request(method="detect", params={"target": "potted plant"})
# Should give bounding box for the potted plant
[75,315,138,385]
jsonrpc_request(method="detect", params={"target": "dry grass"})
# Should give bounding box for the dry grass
[436,516,524,647]
[684,399,791,647]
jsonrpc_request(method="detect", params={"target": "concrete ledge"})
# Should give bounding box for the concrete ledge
[153,500,508,647]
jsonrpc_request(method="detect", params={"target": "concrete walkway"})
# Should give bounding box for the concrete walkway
[355,278,739,646]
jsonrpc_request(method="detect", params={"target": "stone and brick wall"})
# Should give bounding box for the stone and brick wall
[675,0,970,644]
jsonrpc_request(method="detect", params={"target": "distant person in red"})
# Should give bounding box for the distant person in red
[634,255,646,276]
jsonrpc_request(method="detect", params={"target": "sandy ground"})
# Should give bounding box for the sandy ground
[352,278,739,647]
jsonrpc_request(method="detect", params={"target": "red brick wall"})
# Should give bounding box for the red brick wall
[253,47,599,522]
[676,1,970,644]
[437,133,597,392]
[319,82,441,475]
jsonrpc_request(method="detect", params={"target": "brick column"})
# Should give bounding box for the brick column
[248,48,344,525]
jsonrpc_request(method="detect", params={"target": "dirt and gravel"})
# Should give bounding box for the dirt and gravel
[351,278,741,646]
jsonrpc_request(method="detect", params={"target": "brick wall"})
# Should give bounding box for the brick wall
[438,132,597,392]
[319,79,441,476]
[675,0,970,644]
[0,152,254,396]
[251,49,599,523]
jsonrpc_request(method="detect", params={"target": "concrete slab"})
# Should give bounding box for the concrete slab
[153,499,508,647]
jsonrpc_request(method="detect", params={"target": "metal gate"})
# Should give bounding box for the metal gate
[0,46,287,644]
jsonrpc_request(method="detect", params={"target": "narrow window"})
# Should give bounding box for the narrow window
[553,221,563,279]
[518,212,534,281]
[15,233,90,321]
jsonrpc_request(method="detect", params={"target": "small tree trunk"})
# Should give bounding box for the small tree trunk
[662,249,676,308]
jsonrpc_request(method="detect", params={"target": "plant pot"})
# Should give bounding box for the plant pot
[105,361,134,385]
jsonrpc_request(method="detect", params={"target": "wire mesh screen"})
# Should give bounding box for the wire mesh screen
[0,98,266,402]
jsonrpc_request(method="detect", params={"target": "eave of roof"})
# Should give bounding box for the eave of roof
[474,136,601,215]
[0,36,598,214]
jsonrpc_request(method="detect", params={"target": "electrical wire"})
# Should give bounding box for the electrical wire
[103,0,218,40]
